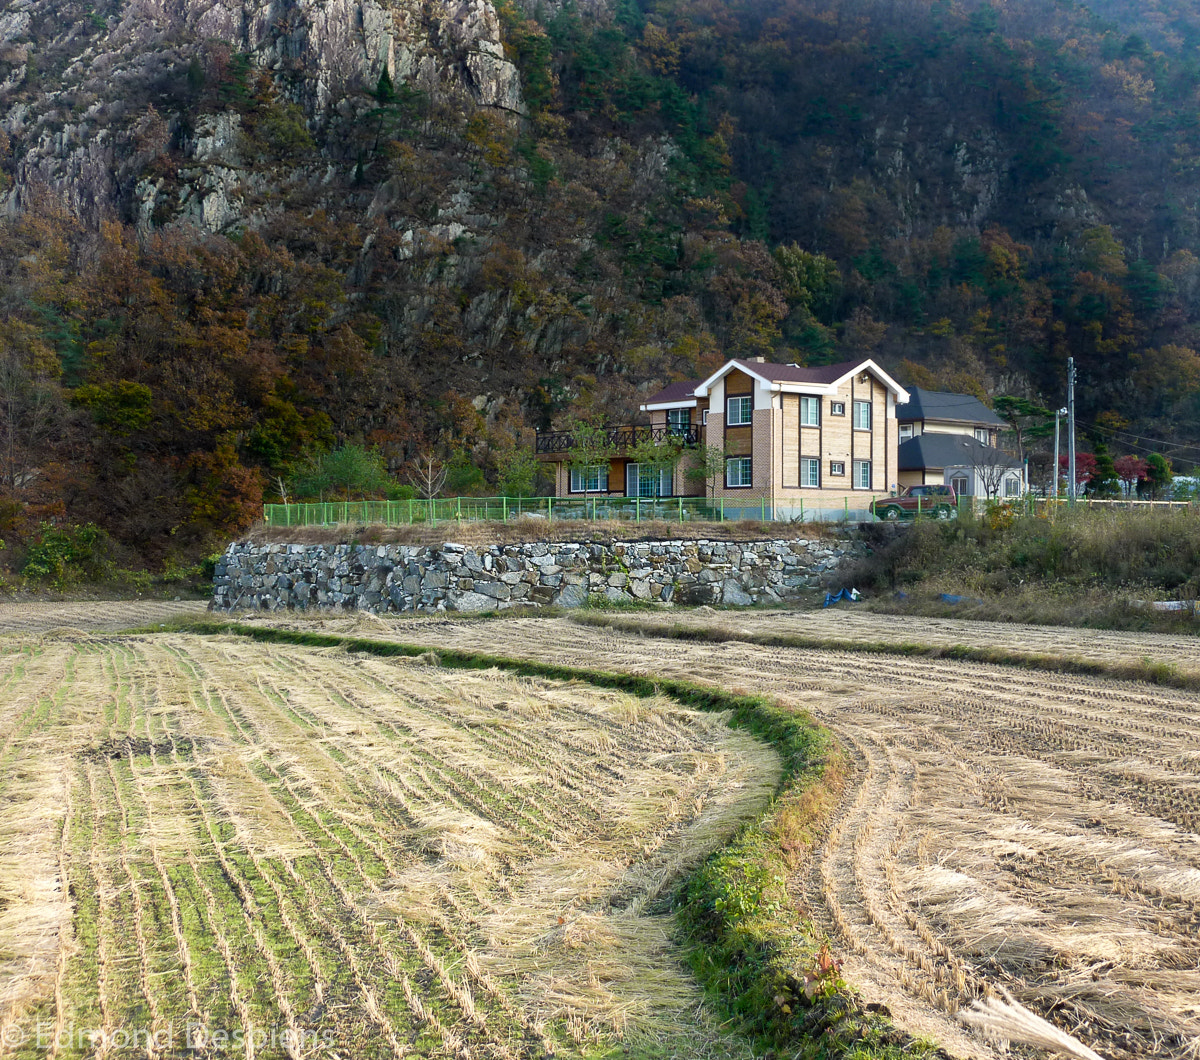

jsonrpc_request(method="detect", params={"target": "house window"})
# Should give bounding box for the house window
[727,395,753,426]
[667,408,690,434]
[800,457,820,487]
[853,460,872,489]
[975,427,990,444]
[800,396,820,427]
[830,401,846,416]
[726,457,752,487]
[829,460,846,477]
[570,465,609,493]
[853,400,872,430]
[899,424,914,443]
[951,475,969,497]
[1004,475,1020,497]
[627,463,672,498]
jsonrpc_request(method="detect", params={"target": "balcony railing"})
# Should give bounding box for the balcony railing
[535,424,701,455]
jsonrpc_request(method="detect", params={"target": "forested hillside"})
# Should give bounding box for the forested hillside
[0,0,1198,568]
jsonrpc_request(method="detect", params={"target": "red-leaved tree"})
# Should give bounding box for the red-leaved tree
[1060,452,1097,490]
[1113,455,1149,497]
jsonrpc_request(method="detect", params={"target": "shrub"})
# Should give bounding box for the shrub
[23,523,112,587]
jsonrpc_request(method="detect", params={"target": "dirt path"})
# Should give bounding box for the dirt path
[258,612,1200,1060]
[0,599,209,636]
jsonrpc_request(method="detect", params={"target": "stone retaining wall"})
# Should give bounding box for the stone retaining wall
[212,536,863,613]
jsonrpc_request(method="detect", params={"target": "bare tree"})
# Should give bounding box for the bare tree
[974,445,1017,500]
[406,452,448,499]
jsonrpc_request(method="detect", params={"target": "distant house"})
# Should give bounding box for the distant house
[896,387,1025,498]
[535,357,910,520]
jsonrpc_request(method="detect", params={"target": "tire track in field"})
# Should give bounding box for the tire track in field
[320,614,1200,1060]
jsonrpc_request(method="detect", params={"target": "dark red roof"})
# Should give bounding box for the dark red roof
[642,358,879,406]
[642,379,702,405]
[729,358,866,384]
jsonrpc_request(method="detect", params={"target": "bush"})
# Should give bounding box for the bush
[22,523,112,587]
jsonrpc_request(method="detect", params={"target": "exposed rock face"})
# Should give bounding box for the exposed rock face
[0,0,525,226]
[212,536,864,614]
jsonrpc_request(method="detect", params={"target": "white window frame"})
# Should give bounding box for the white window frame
[853,400,872,430]
[569,465,609,493]
[1004,475,1020,498]
[725,456,752,487]
[974,427,990,444]
[799,396,820,427]
[830,400,846,416]
[853,459,872,489]
[702,409,709,425]
[899,423,914,443]
[829,460,846,477]
[952,474,970,497]
[800,457,820,487]
[667,408,690,434]
[727,395,753,426]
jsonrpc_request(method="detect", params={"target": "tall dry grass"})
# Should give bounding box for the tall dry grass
[847,506,1200,628]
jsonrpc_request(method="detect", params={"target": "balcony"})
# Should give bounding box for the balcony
[535,423,701,455]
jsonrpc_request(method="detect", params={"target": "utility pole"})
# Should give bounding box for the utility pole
[1052,406,1067,500]
[1067,358,1077,505]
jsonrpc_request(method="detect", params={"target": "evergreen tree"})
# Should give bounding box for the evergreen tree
[1088,440,1119,498]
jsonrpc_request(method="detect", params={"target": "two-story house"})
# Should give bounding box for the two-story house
[896,387,1024,499]
[535,357,910,520]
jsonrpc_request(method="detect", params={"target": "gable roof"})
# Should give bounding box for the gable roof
[694,357,908,400]
[641,357,911,411]
[898,387,1004,427]
[898,433,1021,472]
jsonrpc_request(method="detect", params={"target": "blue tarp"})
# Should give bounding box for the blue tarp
[823,588,861,607]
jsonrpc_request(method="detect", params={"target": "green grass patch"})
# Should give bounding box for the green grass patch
[177,618,939,1058]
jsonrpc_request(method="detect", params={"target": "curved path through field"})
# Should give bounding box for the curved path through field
[263,611,1200,1060]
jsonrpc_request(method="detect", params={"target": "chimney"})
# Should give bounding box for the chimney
[748,356,766,363]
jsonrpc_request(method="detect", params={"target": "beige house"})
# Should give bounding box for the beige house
[536,357,910,520]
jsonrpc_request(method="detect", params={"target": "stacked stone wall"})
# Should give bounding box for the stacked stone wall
[212,536,863,613]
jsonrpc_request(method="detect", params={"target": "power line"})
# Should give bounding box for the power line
[1086,421,1200,459]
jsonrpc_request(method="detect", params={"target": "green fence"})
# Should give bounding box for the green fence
[262,496,742,527]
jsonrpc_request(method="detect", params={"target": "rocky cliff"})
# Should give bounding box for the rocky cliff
[1,0,525,228]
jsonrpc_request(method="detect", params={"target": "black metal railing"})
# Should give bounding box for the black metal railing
[535,424,700,455]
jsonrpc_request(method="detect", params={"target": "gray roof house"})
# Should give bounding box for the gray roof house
[896,388,1024,498]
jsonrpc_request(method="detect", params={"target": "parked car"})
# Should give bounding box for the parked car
[871,484,958,521]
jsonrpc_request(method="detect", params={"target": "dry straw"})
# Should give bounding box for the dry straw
[959,988,1106,1060]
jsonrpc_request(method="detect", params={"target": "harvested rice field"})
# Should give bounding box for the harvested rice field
[570,607,1200,680]
[0,631,776,1059]
[269,612,1200,1060]
[0,600,209,637]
